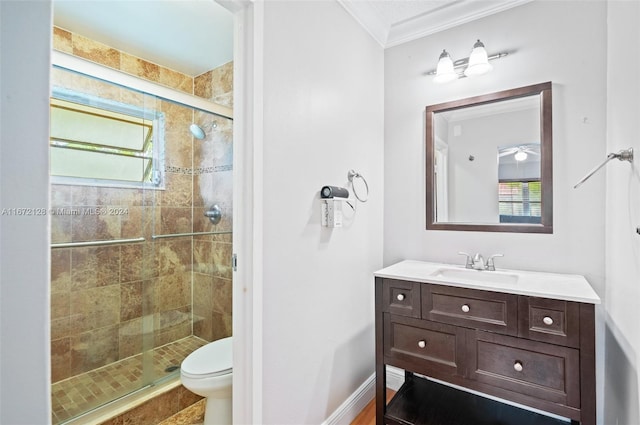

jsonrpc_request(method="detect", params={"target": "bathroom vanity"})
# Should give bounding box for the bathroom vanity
[374,260,600,425]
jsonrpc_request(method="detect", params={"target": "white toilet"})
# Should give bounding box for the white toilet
[180,337,233,425]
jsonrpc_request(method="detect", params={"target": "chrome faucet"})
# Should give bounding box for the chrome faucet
[458,252,479,269]
[458,252,503,271]
[486,254,504,271]
[472,253,485,270]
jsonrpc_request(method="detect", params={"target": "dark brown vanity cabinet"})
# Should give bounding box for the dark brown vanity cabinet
[375,277,596,425]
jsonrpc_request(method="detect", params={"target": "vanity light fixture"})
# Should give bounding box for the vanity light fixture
[428,39,509,83]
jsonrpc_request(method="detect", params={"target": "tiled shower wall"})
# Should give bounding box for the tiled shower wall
[50,27,233,383]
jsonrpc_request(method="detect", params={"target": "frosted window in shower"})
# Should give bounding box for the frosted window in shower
[50,89,165,187]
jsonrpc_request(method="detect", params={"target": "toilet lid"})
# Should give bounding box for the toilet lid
[181,337,232,378]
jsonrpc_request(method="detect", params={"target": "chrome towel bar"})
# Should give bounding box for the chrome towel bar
[51,237,146,249]
[151,231,231,240]
[50,232,232,247]
[573,148,633,189]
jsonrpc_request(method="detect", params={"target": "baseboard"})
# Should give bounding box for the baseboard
[385,366,404,391]
[321,367,406,425]
[321,373,376,425]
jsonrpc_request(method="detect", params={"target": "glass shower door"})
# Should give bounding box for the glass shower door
[50,64,233,424]
[50,67,161,423]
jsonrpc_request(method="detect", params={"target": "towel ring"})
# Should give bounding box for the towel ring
[347,169,369,202]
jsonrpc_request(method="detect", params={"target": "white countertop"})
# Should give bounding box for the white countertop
[374,260,601,304]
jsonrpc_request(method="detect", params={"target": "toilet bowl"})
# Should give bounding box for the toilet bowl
[180,337,232,425]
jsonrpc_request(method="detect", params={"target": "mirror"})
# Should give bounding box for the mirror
[426,82,552,233]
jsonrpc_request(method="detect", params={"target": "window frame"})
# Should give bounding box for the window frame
[50,86,166,190]
[498,179,542,223]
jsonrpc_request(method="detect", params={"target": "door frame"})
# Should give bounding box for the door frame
[219,1,263,423]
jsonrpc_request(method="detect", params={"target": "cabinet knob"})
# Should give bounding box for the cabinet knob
[461,304,470,313]
[396,293,405,301]
[513,361,523,372]
[543,316,554,326]
[417,340,427,349]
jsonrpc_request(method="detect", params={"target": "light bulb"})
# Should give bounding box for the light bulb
[464,40,493,77]
[514,150,528,161]
[434,50,458,83]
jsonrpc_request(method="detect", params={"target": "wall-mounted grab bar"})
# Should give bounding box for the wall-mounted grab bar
[573,148,634,189]
[51,237,146,249]
[151,231,231,240]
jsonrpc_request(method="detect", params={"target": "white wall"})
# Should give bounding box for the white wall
[384,1,606,289]
[384,0,608,421]
[0,1,52,423]
[259,1,384,423]
[446,108,539,223]
[447,115,500,223]
[604,1,640,424]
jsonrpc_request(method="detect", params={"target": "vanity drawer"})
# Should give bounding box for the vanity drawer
[519,297,580,348]
[384,314,464,377]
[422,284,518,335]
[468,330,580,407]
[382,279,421,318]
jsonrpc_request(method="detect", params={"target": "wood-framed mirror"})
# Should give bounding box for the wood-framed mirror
[426,82,553,233]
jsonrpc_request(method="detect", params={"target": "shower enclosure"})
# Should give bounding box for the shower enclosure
[49,60,233,423]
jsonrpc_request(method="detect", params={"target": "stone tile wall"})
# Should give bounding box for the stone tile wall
[53,27,193,94]
[191,107,233,342]
[50,28,233,383]
[98,385,203,425]
[194,62,234,108]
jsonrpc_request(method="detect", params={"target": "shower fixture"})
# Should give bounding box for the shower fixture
[204,204,222,224]
[189,121,218,140]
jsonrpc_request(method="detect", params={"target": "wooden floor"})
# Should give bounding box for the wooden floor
[350,390,395,425]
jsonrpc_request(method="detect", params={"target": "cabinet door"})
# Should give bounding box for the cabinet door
[382,279,421,318]
[384,314,465,378]
[468,330,580,408]
[518,296,580,348]
[423,284,518,335]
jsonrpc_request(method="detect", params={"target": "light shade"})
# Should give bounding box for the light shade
[514,150,528,161]
[433,50,458,83]
[464,39,493,77]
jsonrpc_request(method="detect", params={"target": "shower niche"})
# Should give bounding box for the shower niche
[49,54,233,424]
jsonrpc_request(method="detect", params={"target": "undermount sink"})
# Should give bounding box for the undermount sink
[430,267,519,285]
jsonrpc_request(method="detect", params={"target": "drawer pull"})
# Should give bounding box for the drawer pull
[396,293,405,301]
[461,304,470,313]
[542,316,554,326]
[417,340,427,349]
[513,361,523,372]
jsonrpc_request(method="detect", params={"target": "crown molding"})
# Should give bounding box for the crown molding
[338,0,533,49]
[337,0,388,47]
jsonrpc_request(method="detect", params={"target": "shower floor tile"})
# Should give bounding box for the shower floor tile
[51,335,208,424]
